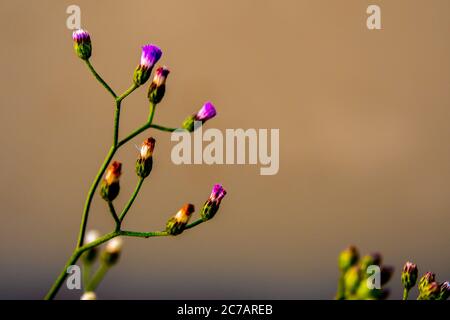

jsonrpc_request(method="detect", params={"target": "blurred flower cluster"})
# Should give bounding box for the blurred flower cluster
[336,246,393,300]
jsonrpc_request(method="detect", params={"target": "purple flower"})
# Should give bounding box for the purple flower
[140,44,162,69]
[72,29,90,44]
[209,184,227,204]
[195,102,217,121]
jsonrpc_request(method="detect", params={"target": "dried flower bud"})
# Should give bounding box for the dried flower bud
[418,272,436,294]
[100,161,122,201]
[82,230,101,263]
[72,29,92,60]
[101,237,123,266]
[166,204,195,235]
[80,291,97,300]
[401,261,418,291]
[438,281,450,300]
[148,66,170,105]
[136,138,156,178]
[200,184,227,221]
[338,246,359,273]
[182,102,217,132]
[133,44,162,86]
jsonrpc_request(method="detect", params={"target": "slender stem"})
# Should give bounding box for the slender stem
[120,230,168,238]
[107,201,121,228]
[113,102,121,147]
[403,288,409,300]
[84,60,117,98]
[117,103,157,148]
[117,84,138,103]
[185,218,205,230]
[86,264,110,292]
[150,124,177,132]
[147,103,156,123]
[45,232,120,300]
[77,146,116,248]
[119,178,145,222]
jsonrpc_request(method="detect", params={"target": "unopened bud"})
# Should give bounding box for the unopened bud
[166,204,195,235]
[338,246,359,273]
[82,230,101,263]
[182,102,217,132]
[80,291,97,300]
[200,184,227,221]
[133,44,162,86]
[344,266,361,296]
[148,66,170,104]
[100,161,122,201]
[438,281,450,300]
[401,261,418,291]
[136,138,155,178]
[418,281,441,300]
[72,29,92,60]
[418,272,435,294]
[101,237,123,266]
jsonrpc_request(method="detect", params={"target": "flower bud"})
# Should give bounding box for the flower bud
[166,204,195,235]
[148,66,170,105]
[133,44,162,86]
[101,238,123,266]
[401,261,418,291]
[338,246,359,273]
[418,272,435,294]
[136,138,156,178]
[100,161,122,201]
[80,291,97,300]
[72,29,92,60]
[344,266,361,296]
[82,230,101,263]
[438,281,450,300]
[359,254,377,276]
[182,102,217,132]
[418,281,441,300]
[200,184,227,221]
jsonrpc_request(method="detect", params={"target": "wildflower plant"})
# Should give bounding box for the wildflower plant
[401,262,449,300]
[45,29,227,300]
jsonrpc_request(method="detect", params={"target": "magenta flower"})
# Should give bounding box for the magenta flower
[72,29,90,43]
[140,44,162,69]
[195,102,217,121]
[209,184,227,205]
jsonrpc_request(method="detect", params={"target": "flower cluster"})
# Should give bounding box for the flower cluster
[43,28,229,300]
[401,262,449,300]
[336,246,393,300]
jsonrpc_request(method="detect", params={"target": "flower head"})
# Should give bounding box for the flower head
[195,102,217,121]
[209,184,227,205]
[338,246,359,273]
[136,138,155,178]
[105,161,122,185]
[401,261,418,291]
[140,137,156,160]
[140,44,162,69]
[148,66,170,104]
[418,272,436,294]
[101,161,122,201]
[200,184,227,221]
[72,29,92,60]
[439,281,450,300]
[166,204,195,235]
[102,237,123,266]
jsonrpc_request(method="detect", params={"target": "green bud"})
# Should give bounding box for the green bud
[418,272,435,294]
[418,282,441,300]
[166,204,195,236]
[135,138,155,178]
[100,161,121,202]
[133,65,151,86]
[72,29,92,60]
[344,266,361,296]
[338,246,359,273]
[82,230,101,264]
[101,238,123,266]
[401,261,418,291]
[182,115,196,132]
[147,66,169,105]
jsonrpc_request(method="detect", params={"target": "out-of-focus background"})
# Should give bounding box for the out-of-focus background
[0,0,449,299]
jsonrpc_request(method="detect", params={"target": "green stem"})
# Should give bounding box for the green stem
[113,102,121,146]
[77,146,116,248]
[150,124,177,132]
[117,84,138,103]
[117,102,157,148]
[403,288,409,300]
[107,201,120,228]
[82,261,92,289]
[86,264,110,292]
[85,59,117,98]
[119,178,145,222]
[121,230,169,238]
[185,218,205,230]
[336,272,346,300]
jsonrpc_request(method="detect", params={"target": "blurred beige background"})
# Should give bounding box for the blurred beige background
[0,0,449,299]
